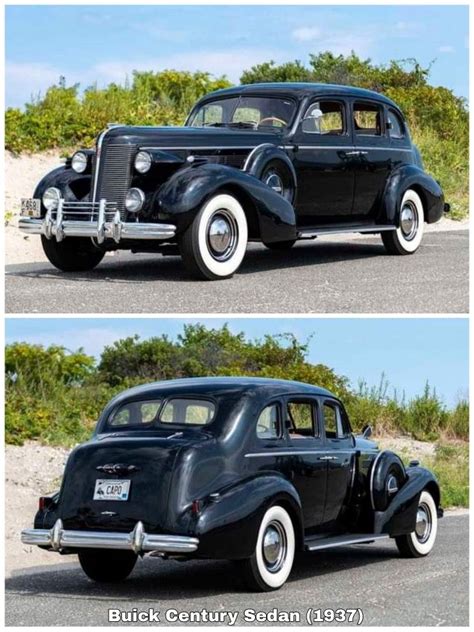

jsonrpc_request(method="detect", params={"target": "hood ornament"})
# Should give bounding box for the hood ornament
[96,463,140,475]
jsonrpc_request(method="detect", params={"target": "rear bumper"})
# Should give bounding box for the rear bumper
[18,199,176,244]
[21,520,198,555]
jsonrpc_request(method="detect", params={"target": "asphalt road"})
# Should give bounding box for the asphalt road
[5,513,468,626]
[5,230,468,313]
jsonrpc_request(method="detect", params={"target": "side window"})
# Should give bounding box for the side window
[353,102,383,136]
[387,108,405,139]
[302,100,344,135]
[256,404,280,439]
[199,104,224,127]
[287,401,317,438]
[323,402,347,439]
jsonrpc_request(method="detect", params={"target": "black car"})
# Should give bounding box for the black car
[21,377,442,591]
[19,83,448,280]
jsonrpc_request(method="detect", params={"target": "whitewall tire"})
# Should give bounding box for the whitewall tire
[179,193,248,280]
[239,505,295,591]
[382,189,424,255]
[395,490,438,557]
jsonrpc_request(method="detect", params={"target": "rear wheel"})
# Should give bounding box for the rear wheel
[41,236,105,272]
[78,549,137,582]
[382,189,424,255]
[395,490,438,557]
[238,505,295,592]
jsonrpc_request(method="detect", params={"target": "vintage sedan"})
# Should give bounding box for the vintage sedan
[21,377,442,591]
[19,83,448,280]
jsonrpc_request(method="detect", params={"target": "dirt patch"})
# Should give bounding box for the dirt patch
[376,435,437,460]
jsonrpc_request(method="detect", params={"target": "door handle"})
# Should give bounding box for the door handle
[318,455,337,461]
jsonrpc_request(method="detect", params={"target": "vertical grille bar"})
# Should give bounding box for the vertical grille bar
[95,144,136,220]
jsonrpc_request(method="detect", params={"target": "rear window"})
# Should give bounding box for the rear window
[108,398,215,428]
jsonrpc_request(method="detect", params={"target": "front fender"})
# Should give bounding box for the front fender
[194,474,303,560]
[380,164,445,225]
[154,163,297,243]
[33,166,92,218]
[373,466,441,536]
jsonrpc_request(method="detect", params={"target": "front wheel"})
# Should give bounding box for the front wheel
[179,193,248,280]
[238,505,295,592]
[382,189,425,255]
[41,236,105,272]
[78,549,137,582]
[395,490,438,557]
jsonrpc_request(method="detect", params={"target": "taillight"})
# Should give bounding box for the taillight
[191,500,201,515]
[39,496,53,511]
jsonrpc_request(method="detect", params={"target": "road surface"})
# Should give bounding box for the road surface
[5,230,468,313]
[5,513,468,626]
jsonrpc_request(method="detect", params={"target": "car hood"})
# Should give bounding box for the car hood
[98,124,284,150]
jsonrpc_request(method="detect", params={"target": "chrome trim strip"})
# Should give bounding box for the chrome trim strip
[245,450,326,457]
[284,145,412,152]
[243,143,276,171]
[306,534,389,551]
[369,450,384,511]
[141,145,256,151]
[21,519,199,554]
[299,225,396,238]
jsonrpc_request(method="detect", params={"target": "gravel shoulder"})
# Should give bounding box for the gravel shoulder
[4,150,469,266]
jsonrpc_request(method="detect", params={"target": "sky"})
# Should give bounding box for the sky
[5,317,468,408]
[5,5,469,109]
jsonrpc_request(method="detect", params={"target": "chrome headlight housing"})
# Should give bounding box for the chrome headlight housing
[134,151,152,174]
[42,187,62,211]
[71,151,88,174]
[125,188,145,213]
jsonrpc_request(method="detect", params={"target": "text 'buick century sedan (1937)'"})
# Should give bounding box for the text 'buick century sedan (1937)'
[21,377,442,591]
[19,83,449,280]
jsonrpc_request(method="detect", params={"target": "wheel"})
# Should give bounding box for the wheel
[78,549,137,582]
[395,490,438,557]
[178,193,248,280]
[238,505,295,592]
[370,451,406,511]
[261,160,295,203]
[264,240,296,251]
[41,236,105,272]
[382,189,424,255]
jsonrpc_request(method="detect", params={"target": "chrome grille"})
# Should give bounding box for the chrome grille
[94,144,136,220]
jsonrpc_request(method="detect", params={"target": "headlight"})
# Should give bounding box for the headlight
[71,151,88,173]
[134,151,152,174]
[42,187,62,211]
[125,188,145,213]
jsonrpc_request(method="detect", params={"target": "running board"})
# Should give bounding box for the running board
[298,225,396,239]
[304,533,389,551]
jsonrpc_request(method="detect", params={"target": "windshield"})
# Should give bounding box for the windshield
[108,398,216,429]
[189,96,297,130]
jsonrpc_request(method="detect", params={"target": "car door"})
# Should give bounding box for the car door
[319,398,355,528]
[290,98,356,225]
[351,99,393,220]
[284,397,327,529]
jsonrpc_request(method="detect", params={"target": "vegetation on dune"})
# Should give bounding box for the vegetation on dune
[5,53,468,218]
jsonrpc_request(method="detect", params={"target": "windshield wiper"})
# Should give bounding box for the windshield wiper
[227,121,258,129]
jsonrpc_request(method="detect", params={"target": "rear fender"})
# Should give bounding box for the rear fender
[379,164,445,225]
[194,474,303,560]
[374,466,441,536]
[154,162,297,243]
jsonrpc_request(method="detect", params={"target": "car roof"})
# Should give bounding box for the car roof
[198,82,398,108]
[109,376,337,403]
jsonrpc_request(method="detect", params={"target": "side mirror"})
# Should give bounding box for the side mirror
[362,424,372,439]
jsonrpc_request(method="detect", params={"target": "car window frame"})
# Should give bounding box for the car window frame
[255,400,283,442]
[300,98,347,137]
[284,396,321,442]
[320,397,353,446]
[351,99,387,140]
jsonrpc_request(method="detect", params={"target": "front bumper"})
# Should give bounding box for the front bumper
[21,519,199,555]
[18,199,176,244]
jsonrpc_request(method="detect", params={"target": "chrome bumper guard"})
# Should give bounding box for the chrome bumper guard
[18,199,176,244]
[21,519,199,555]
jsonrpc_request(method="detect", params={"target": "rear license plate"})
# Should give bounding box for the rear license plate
[94,479,131,501]
[20,198,41,218]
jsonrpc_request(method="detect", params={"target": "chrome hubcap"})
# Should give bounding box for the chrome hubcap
[262,521,287,573]
[265,172,284,194]
[400,201,418,240]
[415,503,431,543]
[387,475,399,495]
[206,210,238,261]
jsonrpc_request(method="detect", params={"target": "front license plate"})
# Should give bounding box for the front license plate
[94,479,131,501]
[20,198,41,218]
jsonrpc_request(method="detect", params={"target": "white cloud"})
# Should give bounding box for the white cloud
[439,45,455,53]
[6,62,61,107]
[292,27,322,42]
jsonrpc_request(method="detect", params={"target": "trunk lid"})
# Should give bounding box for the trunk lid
[58,433,200,533]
